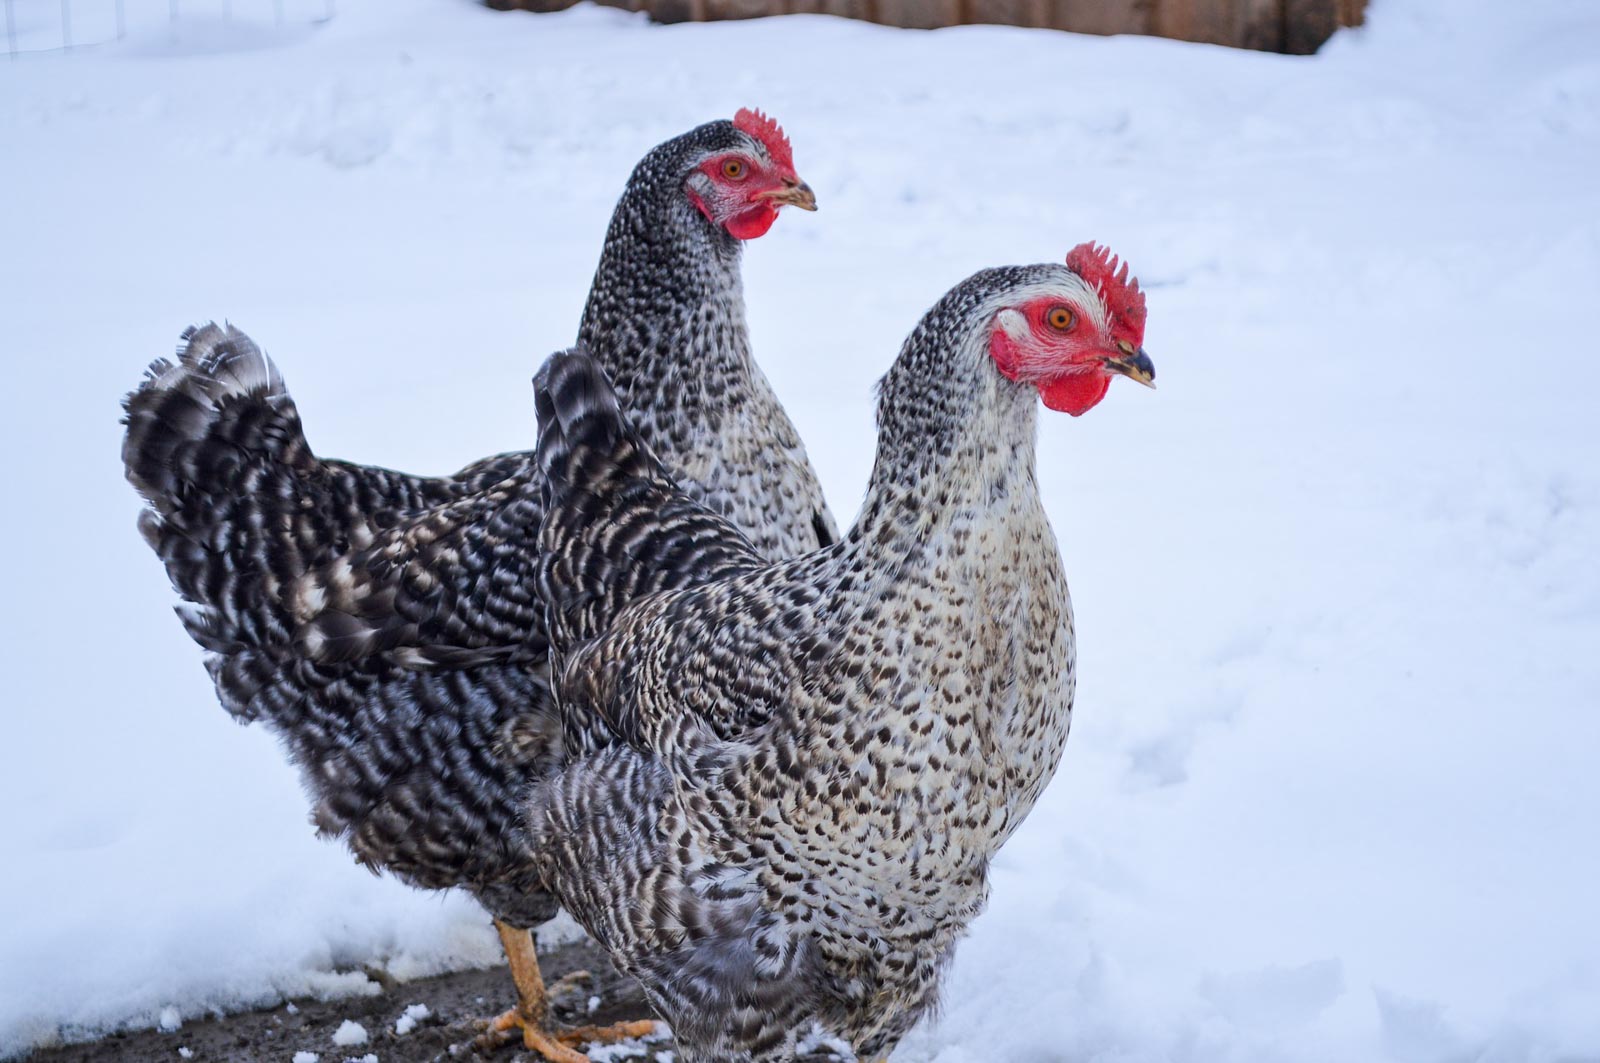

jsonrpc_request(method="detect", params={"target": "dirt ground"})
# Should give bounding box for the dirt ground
[28,936,665,1063]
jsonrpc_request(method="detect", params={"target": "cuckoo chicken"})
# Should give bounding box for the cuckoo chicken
[525,244,1154,1061]
[121,110,830,1061]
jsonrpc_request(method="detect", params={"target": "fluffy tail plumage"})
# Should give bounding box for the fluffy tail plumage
[124,328,560,899]
[533,345,660,495]
[123,323,525,719]
[532,347,765,661]
[123,324,290,514]
[123,325,315,716]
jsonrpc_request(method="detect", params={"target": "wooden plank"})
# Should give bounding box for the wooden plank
[648,0,703,21]
[783,0,876,17]
[484,0,580,10]
[1282,0,1335,53]
[703,0,774,16]
[1151,0,1236,46]
[966,0,1052,27]
[1048,0,1153,37]
[874,0,961,29]
[1235,0,1282,51]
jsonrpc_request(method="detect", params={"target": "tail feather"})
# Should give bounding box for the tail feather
[121,327,567,912]
[123,323,293,515]
[125,324,494,718]
[533,345,659,493]
[125,327,295,620]
[532,347,764,663]
[122,324,320,718]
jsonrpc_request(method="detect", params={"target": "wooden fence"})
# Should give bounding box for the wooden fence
[487,0,1368,54]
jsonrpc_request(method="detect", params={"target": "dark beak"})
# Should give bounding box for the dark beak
[759,178,818,212]
[1105,340,1156,389]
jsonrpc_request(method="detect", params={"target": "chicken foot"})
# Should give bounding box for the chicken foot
[474,920,658,1061]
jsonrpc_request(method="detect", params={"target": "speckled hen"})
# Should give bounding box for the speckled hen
[527,245,1155,1062]
[120,111,832,1061]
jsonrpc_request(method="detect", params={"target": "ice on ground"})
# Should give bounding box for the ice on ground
[291,1052,319,1063]
[329,1020,367,1047]
[2,0,1598,1061]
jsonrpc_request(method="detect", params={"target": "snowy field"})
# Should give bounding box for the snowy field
[3,0,1598,1059]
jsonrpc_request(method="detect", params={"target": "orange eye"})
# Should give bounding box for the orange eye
[721,159,748,180]
[1046,306,1076,331]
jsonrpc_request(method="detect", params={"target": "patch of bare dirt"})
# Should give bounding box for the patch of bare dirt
[28,936,662,1063]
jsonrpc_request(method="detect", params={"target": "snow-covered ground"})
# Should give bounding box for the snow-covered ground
[3,0,1598,1059]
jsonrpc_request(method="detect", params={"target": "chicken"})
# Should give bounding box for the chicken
[524,243,1155,1061]
[120,110,832,1061]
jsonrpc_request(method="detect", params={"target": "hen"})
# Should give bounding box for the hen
[526,244,1155,1061]
[121,110,830,1060]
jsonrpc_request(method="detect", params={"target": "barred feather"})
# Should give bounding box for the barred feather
[121,118,835,935]
[528,265,1086,1060]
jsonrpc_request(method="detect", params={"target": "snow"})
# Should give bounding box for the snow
[2,0,1598,1061]
[291,1053,319,1063]
[329,1020,367,1047]
[391,1002,430,1036]
[587,1025,669,1063]
[156,1006,181,1033]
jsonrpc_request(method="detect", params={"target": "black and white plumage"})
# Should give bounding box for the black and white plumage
[121,117,832,961]
[524,255,1154,1062]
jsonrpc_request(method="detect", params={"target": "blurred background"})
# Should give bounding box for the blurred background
[4,0,1367,57]
[2,1,1597,1061]
[483,0,1368,54]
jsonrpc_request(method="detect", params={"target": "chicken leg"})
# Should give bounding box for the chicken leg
[476,920,659,1061]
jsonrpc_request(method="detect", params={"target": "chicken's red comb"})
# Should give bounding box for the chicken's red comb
[1066,241,1147,345]
[733,107,794,173]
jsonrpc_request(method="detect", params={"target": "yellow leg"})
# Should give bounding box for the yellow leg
[554,1020,661,1048]
[474,919,660,1060]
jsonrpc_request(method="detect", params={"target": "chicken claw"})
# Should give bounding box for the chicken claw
[472,920,658,1060]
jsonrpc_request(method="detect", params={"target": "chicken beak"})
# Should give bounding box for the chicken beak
[760,178,818,212]
[1105,342,1156,389]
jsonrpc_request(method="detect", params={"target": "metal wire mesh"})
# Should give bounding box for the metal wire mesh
[5,0,334,59]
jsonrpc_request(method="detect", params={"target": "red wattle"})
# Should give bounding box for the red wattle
[725,204,779,240]
[1039,373,1110,416]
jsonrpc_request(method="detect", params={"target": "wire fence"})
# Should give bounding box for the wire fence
[5,0,336,59]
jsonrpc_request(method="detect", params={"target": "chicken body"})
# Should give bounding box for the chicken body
[121,117,832,946]
[526,258,1153,1060]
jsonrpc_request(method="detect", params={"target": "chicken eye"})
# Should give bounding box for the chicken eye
[1046,306,1076,331]
[721,159,748,180]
